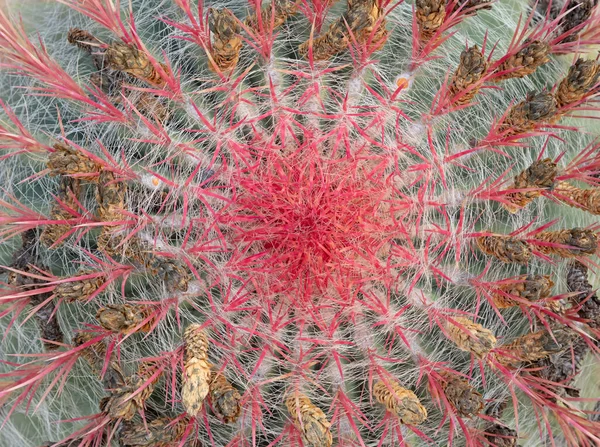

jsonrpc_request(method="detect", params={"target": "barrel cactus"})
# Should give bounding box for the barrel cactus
[1,0,600,446]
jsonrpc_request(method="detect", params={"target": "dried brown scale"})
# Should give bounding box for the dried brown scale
[372,379,427,424]
[96,303,153,334]
[446,317,497,358]
[491,274,554,308]
[245,0,299,31]
[209,372,242,424]
[532,228,597,258]
[142,252,190,293]
[499,91,557,136]
[40,177,81,248]
[105,43,169,87]
[100,362,159,420]
[438,372,483,418]
[475,235,532,264]
[503,158,558,213]
[96,169,127,223]
[555,58,600,108]
[567,260,600,329]
[493,40,550,82]
[285,393,333,447]
[557,0,598,43]
[498,329,573,366]
[73,333,125,389]
[47,143,102,179]
[54,272,105,303]
[208,8,242,73]
[416,0,446,42]
[119,416,189,446]
[448,45,487,105]
[554,181,600,215]
[484,424,519,447]
[182,324,212,417]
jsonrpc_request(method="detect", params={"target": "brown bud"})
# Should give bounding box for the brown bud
[96,303,153,334]
[554,181,600,215]
[119,416,189,446]
[555,59,600,108]
[532,228,597,258]
[566,260,600,328]
[448,45,487,105]
[492,274,554,308]
[484,424,519,447]
[105,43,168,87]
[373,379,427,424]
[245,0,299,31]
[493,40,550,81]
[503,158,558,213]
[557,0,597,43]
[209,372,242,424]
[286,393,333,447]
[182,324,211,416]
[476,235,532,264]
[54,272,105,303]
[96,170,127,222]
[47,143,101,179]
[416,0,446,42]
[500,91,557,135]
[142,253,190,292]
[438,372,483,418]
[446,317,497,358]
[67,28,102,53]
[40,177,81,248]
[208,8,242,73]
[498,329,573,366]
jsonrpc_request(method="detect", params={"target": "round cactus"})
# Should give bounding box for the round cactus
[1,0,600,446]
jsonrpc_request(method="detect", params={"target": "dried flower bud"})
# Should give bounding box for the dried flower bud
[532,228,597,258]
[567,260,600,328]
[438,372,483,418]
[556,0,597,43]
[208,8,242,73]
[209,372,242,424]
[555,59,600,108]
[484,424,519,447]
[476,235,532,264]
[503,158,557,213]
[554,181,600,215]
[498,329,572,366]
[142,254,190,292]
[286,393,333,447]
[47,143,101,179]
[96,170,127,222]
[73,333,125,389]
[492,274,554,308]
[54,272,105,303]
[446,317,497,358]
[448,45,487,105]
[373,379,427,424]
[105,43,168,87]
[416,0,446,42]
[119,416,189,446]
[493,40,550,81]
[40,177,81,248]
[182,324,212,416]
[96,303,153,334]
[500,91,557,135]
[245,0,299,31]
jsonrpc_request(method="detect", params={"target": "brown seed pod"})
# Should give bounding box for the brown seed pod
[96,170,127,223]
[96,303,153,334]
[532,228,597,258]
[285,393,333,447]
[475,235,532,264]
[208,8,242,73]
[493,40,550,82]
[209,372,242,424]
[182,324,212,417]
[503,158,558,213]
[299,19,349,60]
[105,43,169,87]
[119,416,189,446]
[499,91,557,136]
[554,181,600,215]
[566,260,600,328]
[416,0,446,42]
[448,45,487,105]
[555,58,600,108]
[245,0,299,31]
[54,272,105,303]
[40,177,81,248]
[484,424,519,447]
[498,329,573,366]
[438,372,483,418]
[491,274,554,308]
[73,332,125,389]
[556,0,597,43]
[47,143,101,179]
[100,362,160,420]
[372,379,427,425]
[446,317,497,358]
[142,253,190,292]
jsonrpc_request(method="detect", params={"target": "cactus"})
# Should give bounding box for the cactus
[1,0,600,446]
